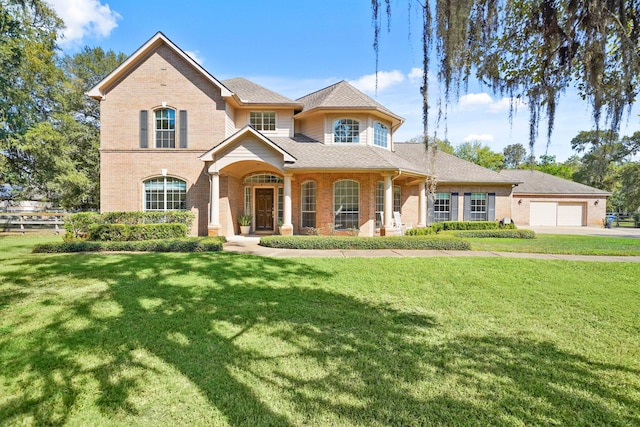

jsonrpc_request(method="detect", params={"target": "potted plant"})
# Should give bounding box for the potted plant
[237,214,252,235]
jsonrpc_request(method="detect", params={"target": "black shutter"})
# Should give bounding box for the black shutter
[139,110,148,148]
[179,110,187,148]
[451,192,459,221]
[463,193,471,221]
[427,193,434,224]
[488,192,496,221]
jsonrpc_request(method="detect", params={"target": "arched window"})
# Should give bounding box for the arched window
[334,180,359,229]
[144,177,186,211]
[374,122,388,148]
[333,119,359,143]
[155,108,176,148]
[301,181,317,228]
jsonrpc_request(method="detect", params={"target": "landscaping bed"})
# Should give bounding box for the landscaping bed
[260,235,471,250]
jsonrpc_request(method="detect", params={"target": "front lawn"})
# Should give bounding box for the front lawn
[1,236,639,425]
[467,233,640,255]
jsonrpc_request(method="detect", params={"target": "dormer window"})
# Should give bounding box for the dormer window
[250,111,276,131]
[155,108,176,148]
[374,122,388,148]
[334,119,359,143]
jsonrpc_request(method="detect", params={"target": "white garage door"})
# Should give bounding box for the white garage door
[557,203,583,226]
[530,202,557,226]
[530,202,584,226]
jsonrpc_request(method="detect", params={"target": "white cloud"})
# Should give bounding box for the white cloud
[349,70,405,93]
[184,50,203,65]
[47,0,121,48]
[459,92,526,113]
[408,67,423,84]
[463,134,494,143]
[459,93,493,109]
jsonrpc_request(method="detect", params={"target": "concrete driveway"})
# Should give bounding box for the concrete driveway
[521,226,640,239]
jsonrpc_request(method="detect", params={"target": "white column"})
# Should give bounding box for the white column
[281,174,293,235]
[384,174,393,228]
[418,180,427,227]
[209,172,220,229]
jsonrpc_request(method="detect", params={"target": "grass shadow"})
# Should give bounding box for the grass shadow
[1,249,638,425]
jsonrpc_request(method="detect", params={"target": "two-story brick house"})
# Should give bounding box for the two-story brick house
[89,32,605,236]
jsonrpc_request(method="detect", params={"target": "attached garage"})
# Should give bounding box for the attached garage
[500,169,609,227]
[530,202,584,226]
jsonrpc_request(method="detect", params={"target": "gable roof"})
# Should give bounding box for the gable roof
[500,169,611,195]
[222,78,301,107]
[295,81,404,127]
[394,143,521,185]
[199,126,296,163]
[87,32,233,100]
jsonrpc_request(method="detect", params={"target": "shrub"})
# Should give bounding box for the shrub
[435,221,501,231]
[66,211,195,231]
[634,212,640,227]
[32,237,225,253]
[451,229,536,239]
[405,227,435,236]
[64,212,103,238]
[259,235,471,250]
[88,223,188,241]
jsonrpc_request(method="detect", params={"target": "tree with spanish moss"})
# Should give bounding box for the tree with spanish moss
[371,0,640,154]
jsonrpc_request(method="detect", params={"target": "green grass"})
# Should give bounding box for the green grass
[467,233,640,255]
[1,235,639,426]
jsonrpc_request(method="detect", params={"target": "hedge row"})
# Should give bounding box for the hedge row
[87,223,188,241]
[32,237,226,253]
[432,221,504,231]
[451,229,536,239]
[65,211,195,238]
[259,235,471,250]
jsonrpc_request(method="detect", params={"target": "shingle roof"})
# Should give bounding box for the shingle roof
[499,169,611,195]
[222,77,300,105]
[271,136,425,174]
[296,80,398,116]
[394,143,520,185]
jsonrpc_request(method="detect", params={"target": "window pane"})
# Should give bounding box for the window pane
[144,177,187,211]
[334,119,359,143]
[155,109,176,148]
[375,182,383,228]
[250,111,276,131]
[470,193,487,221]
[434,192,450,222]
[334,180,359,229]
[374,122,388,147]
[301,181,316,228]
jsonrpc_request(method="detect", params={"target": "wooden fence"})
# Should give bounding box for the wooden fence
[0,212,67,234]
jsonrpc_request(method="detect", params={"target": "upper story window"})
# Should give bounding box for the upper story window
[144,177,186,211]
[250,111,276,131]
[374,122,388,148]
[334,119,359,143]
[155,108,176,148]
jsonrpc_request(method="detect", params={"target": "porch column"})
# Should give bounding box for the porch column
[208,172,221,236]
[418,180,427,227]
[281,173,293,235]
[383,174,394,228]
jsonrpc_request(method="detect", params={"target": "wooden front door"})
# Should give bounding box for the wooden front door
[255,188,274,231]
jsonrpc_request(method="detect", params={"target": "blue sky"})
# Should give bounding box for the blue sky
[48,0,640,161]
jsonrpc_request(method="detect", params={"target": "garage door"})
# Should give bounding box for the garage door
[557,203,583,226]
[530,202,557,226]
[530,202,584,226]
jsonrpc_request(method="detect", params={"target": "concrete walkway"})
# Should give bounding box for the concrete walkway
[223,235,640,262]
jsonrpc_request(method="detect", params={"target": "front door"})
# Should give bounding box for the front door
[255,188,274,231]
